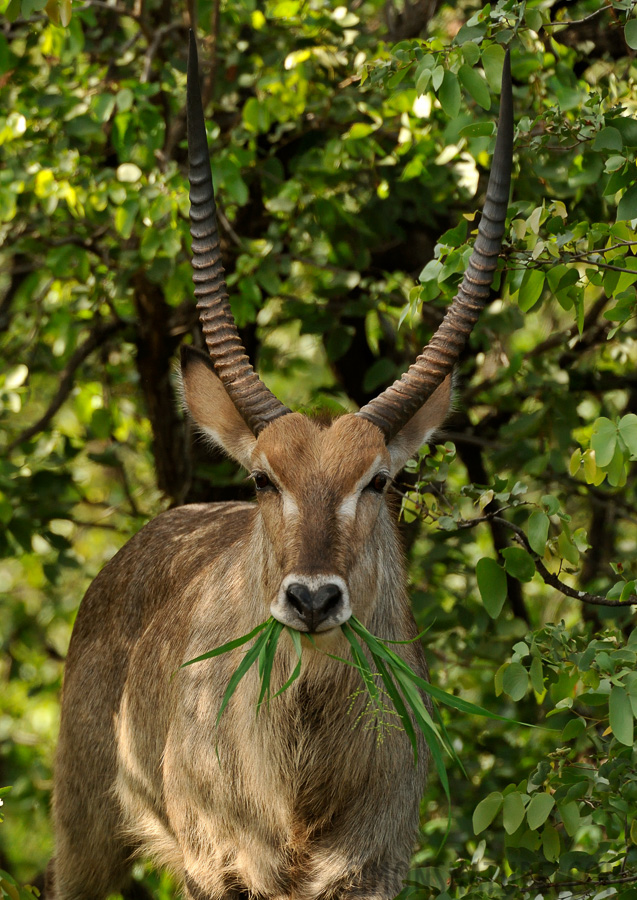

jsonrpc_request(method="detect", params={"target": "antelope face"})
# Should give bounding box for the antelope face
[251,413,391,632]
[182,348,452,634]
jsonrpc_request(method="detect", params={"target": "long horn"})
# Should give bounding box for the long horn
[187,30,291,435]
[357,50,513,441]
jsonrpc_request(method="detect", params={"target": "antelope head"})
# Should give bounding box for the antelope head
[182,33,513,634]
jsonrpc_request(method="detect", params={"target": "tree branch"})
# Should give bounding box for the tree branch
[459,513,637,608]
[532,871,637,894]
[543,3,613,28]
[7,318,124,453]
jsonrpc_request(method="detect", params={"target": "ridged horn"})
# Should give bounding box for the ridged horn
[187,30,291,435]
[357,49,513,442]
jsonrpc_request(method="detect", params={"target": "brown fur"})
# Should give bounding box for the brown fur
[47,350,452,900]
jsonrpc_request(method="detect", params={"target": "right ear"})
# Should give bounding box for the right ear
[180,346,257,470]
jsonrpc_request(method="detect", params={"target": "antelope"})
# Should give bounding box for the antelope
[46,34,513,900]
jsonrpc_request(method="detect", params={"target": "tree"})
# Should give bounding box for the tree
[1,0,636,896]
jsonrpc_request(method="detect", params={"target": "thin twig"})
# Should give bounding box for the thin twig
[141,22,185,83]
[7,319,124,453]
[543,4,613,28]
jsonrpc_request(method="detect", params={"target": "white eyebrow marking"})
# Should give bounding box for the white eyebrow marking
[283,493,299,518]
[336,455,386,520]
[254,452,299,517]
[337,494,358,520]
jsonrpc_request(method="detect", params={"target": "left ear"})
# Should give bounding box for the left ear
[387,374,453,475]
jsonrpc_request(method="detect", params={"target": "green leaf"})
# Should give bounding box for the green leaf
[348,122,374,140]
[502,547,536,583]
[502,663,528,701]
[606,154,626,173]
[541,495,560,516]
[6,0,20,21]
[606,441,627,487]
[518,269,545,312]
[473,792,503,834]
[476,557,507,618]
[557,529,579,565]
[458,64,490,110]
[21,0,47,14]
[459,121,495,139]
[455,23,485,44]
[625,19,637,50]
[59,0,71,26]
[618,414,637,457]
[618,184,637,221]
[561,717,586,742]
[432,65,444,92]
[503,791,526,834]
[481,43,505,92]
[591,417,617,467]
[525,7,543,32]
[140,228,162,261]
[243,97,270,133]
[93,93,116,123]
[530,657,544,695]
[625,671,637,717]
[557,801,580,837]
[609,685,634,746]
[461,41,480,66]
[527,793,555,831]
[528,511,549,556]
[114,200,138,239]
[542,823,560,861]
[438,71,461,119]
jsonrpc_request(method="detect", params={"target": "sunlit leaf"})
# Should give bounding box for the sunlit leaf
[438,70,461,119]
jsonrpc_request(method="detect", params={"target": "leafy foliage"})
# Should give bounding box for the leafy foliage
[1,0,637,897]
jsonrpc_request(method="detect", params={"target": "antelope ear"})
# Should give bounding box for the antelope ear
[181,346,257,470]
[386,374,453,475]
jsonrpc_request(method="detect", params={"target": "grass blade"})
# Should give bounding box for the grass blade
[342,622,388,710]
[257,619,284,711]
[270,626,303,699]
[215,626,272,728]
[181,619,270,668]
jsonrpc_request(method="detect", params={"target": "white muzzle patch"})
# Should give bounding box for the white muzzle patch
[271,574,351,633]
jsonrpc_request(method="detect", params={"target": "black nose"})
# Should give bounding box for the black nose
[285,582,343,631]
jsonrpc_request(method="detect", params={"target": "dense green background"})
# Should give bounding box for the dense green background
[2,0,637,897]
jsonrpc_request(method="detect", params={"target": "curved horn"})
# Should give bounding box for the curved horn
[187,30,291,435]
[357,50,513,441]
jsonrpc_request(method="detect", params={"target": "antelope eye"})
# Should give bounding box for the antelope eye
[367,473,388,493]
[253,472,274,491]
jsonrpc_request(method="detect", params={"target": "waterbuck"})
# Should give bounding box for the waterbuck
[46,33,513,900]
